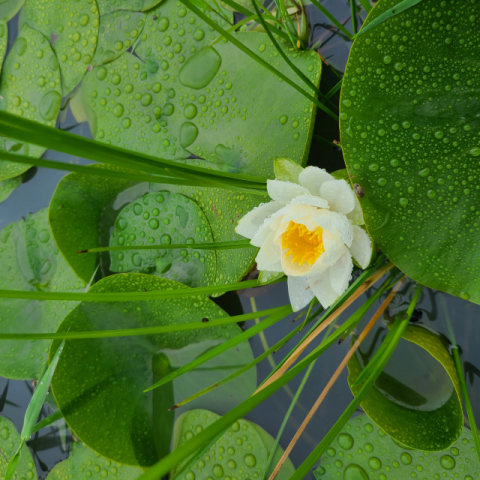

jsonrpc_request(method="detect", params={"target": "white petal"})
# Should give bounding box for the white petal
[250,224,273,248]
[255,231,282,271]
[280,249,313,277]
[347,197,364,226]
[305,232,345,278]
[288,276,315,312]
[349,226,372,269]
[275,204,318,226]
[329,250,353,295]
[308,271,339,308]
[298,167,333,195]
[319,180,356,214]
[267,179,310,203]
[310,209,354,247]
[235,201,283,239]
[249,204,295,246]
[290,194,329,209]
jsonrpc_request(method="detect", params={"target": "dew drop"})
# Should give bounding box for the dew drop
[39,91,62,121]
[179,47,222,89]
[212,465,223,477]
[161,234,171,245]
[338,433,354,450]
[244,454,256,467]
[343,464,369,480]
[469,147,480,157]
[400,452,412,465]
[440,454,455,470]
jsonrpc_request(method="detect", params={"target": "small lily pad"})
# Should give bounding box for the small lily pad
[0,23,61,180]
[314,414,480,479]
[160,32,321,177]
[0,0,25,21]
[0,415,37,479]
[110,191,216,287]
[0,209,85,379]
[0,175,21,203]
[50,274,256,466]
[347,322,463,451]
[21,0,100,94]
[46,442,143,480]
[82,51,187,159]
[96,0,164,15]
[172,409,295,480]
[92,11,146,67]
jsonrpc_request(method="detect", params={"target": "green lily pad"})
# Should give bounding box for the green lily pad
[49,165,144,284]
[0,23,61,181]
[159,32,321,177]
[82,52,187,159]
[96,0,164,15]
[21,0,100,95]
[110,191,216,287]
[0,209,85,379]
[340,0,480,304]
[0,415,37,479]
[46,442,143,480]
[50,274,256,466]
[0,0,25,21]
[347,322,463,451]
[172,409,295,480]
[314,414,479,479]
[0,175,21,203]
[92,11,146,67]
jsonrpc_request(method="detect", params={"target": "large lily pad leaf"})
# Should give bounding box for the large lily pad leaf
[0,24,61,181]
[96,0,164,15]
[0,0,25,21]
[0,415,38,479]
[110,191,217,287]
[314,414,480,479]
[160,32,321,177]
[50,274,256,466]
[21,0,100,95]
[172,409,295,480]
[46,442,143,480]
[347,322,463,451]
[92,11,146,67]
[340,0,480,304]
[0,175,21,203]
[81,51,187,159]
[0,209,85,380]
[49,165,143,284]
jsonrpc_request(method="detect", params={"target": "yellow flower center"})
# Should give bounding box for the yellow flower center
[281,221,325,266]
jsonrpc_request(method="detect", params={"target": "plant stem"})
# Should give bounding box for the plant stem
[250,297,277,371]
[350,0,358,35]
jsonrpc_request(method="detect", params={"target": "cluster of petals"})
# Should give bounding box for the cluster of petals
[235,166,372,311]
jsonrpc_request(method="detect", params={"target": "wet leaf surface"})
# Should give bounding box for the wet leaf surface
[0,209,85,379]
[50,274,256,466]
[0,176,21,204]
[340,0,480,304]
[96,0,164,15]
[314,414,479,479]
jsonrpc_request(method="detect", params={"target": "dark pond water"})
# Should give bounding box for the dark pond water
[2,1,480,479]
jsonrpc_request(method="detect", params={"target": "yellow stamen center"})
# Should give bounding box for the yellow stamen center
[281,221,325,266]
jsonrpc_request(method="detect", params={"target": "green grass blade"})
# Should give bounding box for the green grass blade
[0,111,268,186]
[0,307,287,341]
[5,448,22,480]
[309,0,353,40]
[136,278,391,480]
[0,278,285,302]
[353,0,424,38]
[442,296,480,463]
[80,240,254,254]
[357,0,372,12]
[325,78,343,99]
[178,0,338,121]
[21,341,66,441]
[251,0,319,94]
[350,0,357,35]
[31,411,63,435]
[144,305,293,392]
[288,284,424,480]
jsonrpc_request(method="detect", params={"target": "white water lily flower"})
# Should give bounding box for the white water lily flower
[235,165,373,311]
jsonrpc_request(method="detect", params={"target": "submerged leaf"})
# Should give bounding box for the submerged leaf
[21,0,100,94]
[0,416,37,479]
[92,11,146,67]
[110,191,217,287]
[172,409,295,480]
[347,322,463,451]
[50,274,256,466]
[314,414,480,479]
[46,442,143,480]
[0,209,85,379]
[340,0,480,304]
[0,24,61,180]
[96,0,164,15]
